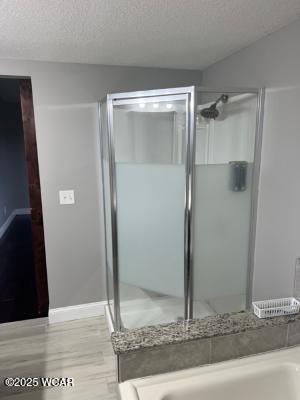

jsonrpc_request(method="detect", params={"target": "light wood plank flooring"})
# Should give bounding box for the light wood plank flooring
[0,316,118,399]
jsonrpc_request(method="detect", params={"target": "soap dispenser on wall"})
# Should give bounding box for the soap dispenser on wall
[229,161,248,192]
[294,257,300,299]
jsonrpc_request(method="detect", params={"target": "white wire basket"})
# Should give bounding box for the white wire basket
[253,297,300,319]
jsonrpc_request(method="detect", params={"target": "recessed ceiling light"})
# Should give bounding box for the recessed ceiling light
[166,103,173,109]
[139,103,145,108]
[153,103,159,109]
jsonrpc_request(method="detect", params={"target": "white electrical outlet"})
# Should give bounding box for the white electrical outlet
[59,190,75,205]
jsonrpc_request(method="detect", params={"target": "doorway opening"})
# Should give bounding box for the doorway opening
[0,77,49,323]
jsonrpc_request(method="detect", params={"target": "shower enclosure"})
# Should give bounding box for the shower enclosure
[99,86,264,331]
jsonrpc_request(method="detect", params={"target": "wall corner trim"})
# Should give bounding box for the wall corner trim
[49,301,106,324]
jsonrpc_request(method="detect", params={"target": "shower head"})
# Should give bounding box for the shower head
[200,103,219,119]
[200,94,229,120]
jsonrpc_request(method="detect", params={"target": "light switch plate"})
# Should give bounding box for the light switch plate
[59,190,75,205]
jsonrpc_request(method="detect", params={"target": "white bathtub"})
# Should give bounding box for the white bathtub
[119,346,300,400]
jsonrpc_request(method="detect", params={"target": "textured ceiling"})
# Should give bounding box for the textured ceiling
[0,0,300,69]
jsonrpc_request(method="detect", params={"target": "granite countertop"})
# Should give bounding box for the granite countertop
[111,311,300,354]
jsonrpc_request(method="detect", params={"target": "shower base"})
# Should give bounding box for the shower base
[120,296,215,329]
[106,283,246,330]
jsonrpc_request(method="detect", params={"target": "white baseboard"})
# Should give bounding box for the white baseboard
[49,301,106,324]
[0,208,31,239]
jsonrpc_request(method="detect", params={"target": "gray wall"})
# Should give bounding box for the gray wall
[0,59,202,308]
[0,101,29,227]
[202,19,300,301]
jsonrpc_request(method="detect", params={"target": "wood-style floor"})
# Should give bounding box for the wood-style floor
[0,316,118,399]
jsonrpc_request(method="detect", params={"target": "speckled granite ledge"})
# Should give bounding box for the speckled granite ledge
[111,311,300,355]
[112,311,300,382]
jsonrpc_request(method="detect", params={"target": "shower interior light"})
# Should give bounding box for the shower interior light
[153,103,159,109]
[139,103,146,108]
[166,103,173,109]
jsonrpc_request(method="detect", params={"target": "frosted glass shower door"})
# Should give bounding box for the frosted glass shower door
[193,91,258,315]
[113,95,188,329]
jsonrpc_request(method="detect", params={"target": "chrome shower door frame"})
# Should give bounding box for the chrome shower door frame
[98,100,116,329]
[246,88,265,309]
[105,86,196,330]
